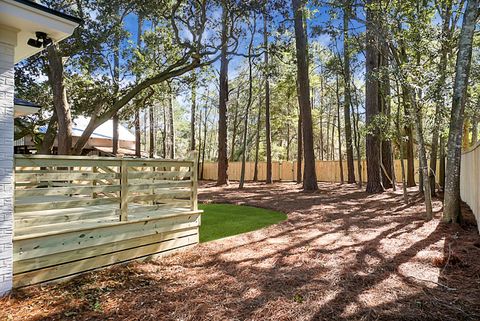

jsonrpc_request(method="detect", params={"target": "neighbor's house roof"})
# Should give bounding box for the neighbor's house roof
[0,0,81,62]
[39,116,136,142]
[14,97,41,117]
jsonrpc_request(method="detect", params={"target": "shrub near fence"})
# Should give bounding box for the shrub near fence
[460,142,480,233]
[201,160,434,183]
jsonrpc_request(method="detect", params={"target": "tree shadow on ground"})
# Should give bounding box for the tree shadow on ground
[1,182,480,321]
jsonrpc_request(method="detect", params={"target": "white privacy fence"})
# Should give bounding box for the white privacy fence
[460,141,480,233]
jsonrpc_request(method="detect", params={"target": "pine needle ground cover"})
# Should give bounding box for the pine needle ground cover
[2,183,480,321]
[199,203,287,243]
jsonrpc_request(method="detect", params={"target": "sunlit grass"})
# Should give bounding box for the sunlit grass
[199,203,287,243]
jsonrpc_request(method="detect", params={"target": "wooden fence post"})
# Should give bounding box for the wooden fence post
[120,160,128,221]
[92,166,97,199]
[278,162,282,182]
[190,151,199,211]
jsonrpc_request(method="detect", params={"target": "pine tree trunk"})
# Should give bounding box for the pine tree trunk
[264,12,273,184]
[46,44,73,155]
[239,16,256,189]
[135,110,141,157]
[411,96,433,220]
[443,0,479,223]
[296,103,303,184]
[190,73,197,151]
[336,76,344,184]
[217,1,229,185]
[365,0,384,193]
[439,135,446,190]
[253,84,262,181]
[149,103,155,158]
[319,76,325,160]
[343,0,355,183]
[472,114,478,145]
[402,91,416,187]
[135,15,143,158]
[292,0,318,191]
[201,95,209,180]
[162,104,167,158]
[396,90,409,203]
[112,29,120,156]
[380,47,394,189]
[168,87,175,159]
[429,1,453,195]
[229,88,240,161]
[352,89,362,187]
[113,114,119,155]
[286,121,291,161]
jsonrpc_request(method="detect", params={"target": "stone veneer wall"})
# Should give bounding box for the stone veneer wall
[0,39,14,296]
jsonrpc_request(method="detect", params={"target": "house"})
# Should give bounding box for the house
[14,97,41,117]
[15,114,142,156]
[0,0,80,296]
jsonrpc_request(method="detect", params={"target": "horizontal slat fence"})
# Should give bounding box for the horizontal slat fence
[13,154,201,287]
[460,142,480,233]
[201,159,435,183]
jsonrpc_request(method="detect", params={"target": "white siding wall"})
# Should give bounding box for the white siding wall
[0,40,14,296]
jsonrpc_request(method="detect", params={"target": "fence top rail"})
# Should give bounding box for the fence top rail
[463,141,480,155]
[14,154,196,164]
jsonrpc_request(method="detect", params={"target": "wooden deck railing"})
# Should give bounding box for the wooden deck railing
[12,153,201,287]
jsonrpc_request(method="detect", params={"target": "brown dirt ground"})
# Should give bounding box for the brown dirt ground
[1,182,480,321]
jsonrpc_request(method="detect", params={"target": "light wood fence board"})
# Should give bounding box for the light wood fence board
[14,212,201,260]
[14,227,198,274]
[13,232,198,287]
[12,154,201,287]
[201,159,434,184]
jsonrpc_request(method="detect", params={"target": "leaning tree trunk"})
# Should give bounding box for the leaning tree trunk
[343,0,355,183]
[443,0,479,223]
[217,1,229,185]
[46,44,73,155]
[292,0,318,191]
[411,95,433,220]
[365,0,384,193]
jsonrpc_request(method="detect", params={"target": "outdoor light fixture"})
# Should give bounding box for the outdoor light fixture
[27,31,52,48]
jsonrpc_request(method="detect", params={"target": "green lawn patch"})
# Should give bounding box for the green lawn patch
[198,203,287,243]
